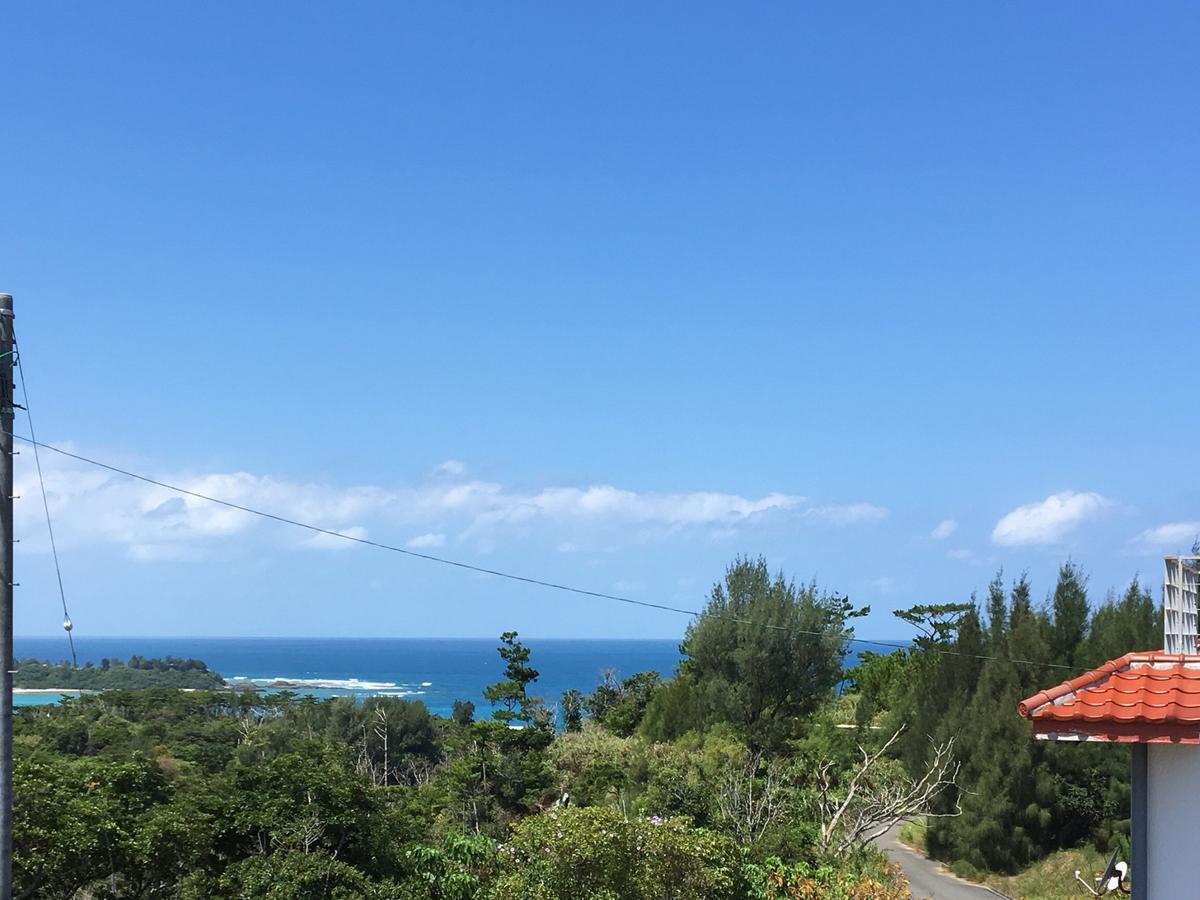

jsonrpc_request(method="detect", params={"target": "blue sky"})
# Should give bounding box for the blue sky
[2,3,1197,639]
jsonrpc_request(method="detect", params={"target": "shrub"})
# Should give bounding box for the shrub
[741,856,911,900]
[487,806,741,899]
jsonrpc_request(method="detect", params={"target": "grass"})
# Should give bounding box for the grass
[982,847,1109,900]
[895,820,1112,899]
[897,818,928,854]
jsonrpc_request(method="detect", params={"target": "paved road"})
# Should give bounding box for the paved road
[874,825,1005,900]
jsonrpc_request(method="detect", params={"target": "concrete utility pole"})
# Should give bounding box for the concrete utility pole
[0,292,13,900]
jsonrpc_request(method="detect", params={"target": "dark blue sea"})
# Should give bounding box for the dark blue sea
[13,636,685,715]
[13,636,881,713]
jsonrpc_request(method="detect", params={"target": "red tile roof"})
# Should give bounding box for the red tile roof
[1018,651,1200,743]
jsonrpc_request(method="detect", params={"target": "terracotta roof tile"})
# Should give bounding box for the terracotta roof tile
[1018,652,1200,743]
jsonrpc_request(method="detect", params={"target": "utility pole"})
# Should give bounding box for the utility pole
[0,292,13,900]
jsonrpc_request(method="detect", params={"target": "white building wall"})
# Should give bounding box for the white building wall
[1147,745,1200,897]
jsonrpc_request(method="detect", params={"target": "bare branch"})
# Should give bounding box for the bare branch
[813,727,961,858]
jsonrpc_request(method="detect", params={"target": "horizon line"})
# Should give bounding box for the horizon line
[14,633,912,643]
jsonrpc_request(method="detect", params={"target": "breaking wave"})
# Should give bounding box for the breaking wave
[227,675,430,693]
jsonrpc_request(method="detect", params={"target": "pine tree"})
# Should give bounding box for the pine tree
[1009,572,1033,631]
[1080,576,1161,667]
[929,657,1041,872]
[483,631,540,726]
[1051,561,1090,667]
[986,569,1007,650]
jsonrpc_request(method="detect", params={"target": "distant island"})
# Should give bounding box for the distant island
[14,655,224,691]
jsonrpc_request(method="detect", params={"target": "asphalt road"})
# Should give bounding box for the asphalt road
[874,824,1006,900]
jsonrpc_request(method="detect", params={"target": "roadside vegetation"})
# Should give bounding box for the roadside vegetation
[981,846,1107,900]
[855,562,1160,897]
[12,554,1159,898]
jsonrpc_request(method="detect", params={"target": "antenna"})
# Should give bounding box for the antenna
[1164,556,1200,654]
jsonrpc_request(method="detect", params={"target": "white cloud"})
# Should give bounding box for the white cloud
[13,445,887,560]
[1128,521,1200,554]
[434,460,466,477]
[991,491,1112,546]
[807,502,889,526]
[406,532,446,549]
[946,548,974,561]
[931,519,958,540]
[868,575,898,594]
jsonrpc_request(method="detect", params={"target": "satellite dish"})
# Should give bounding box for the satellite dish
[1075,848,1129,896]
[1098,848,1120,885]
[1106,861,1128,893]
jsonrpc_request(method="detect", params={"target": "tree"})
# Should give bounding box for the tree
[894,602,974,650]
[1009,572,1033,631]
[927,655,1047,872]
[1051,561,1090,666]
[891,601,978,773]
[813,727,961,858]
[560,690,584,733]
[585,671,661,736]
[488,807,742,900]
[676,556,865,751]
[452,700,475,726]
[483,632,540,727]
[713,750,791,847]
[986,569,1007,649]
[844,649,912,727]
[1080,576,1161,668]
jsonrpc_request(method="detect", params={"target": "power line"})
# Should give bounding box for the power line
[6,432,1078,673]
[11,341,77,667]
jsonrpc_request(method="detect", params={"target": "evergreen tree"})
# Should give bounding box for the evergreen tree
[1050,561,1089,667]
[678,556,864,751]
[929,658,1042,872]
[1007,591,1053,698]
[560,689,583,733]
[1080,576,1161,667]
[890,601,977,773]
[986,570,1007,650]
[1009,572,1033,632]
[483,632,540,726]
[451,700,475,726]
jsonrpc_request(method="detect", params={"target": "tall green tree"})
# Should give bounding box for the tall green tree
[1080,576,1161,667]
[1009,572,1033,632]
[483,631,540,727]
[986,570,1007,650]
[667,556,865,751]
[1051,561,1090,667]
[585,671,661,736]
[890,601,976,772]
[560,690,584,733]
[928,657,1045,872]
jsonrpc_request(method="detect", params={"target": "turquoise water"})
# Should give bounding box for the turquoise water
[14,636,880,714]
[14,690,80,707]
[14,636,684,717]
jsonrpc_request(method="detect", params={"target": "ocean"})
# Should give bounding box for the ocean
[13,636,879,713]
[13,636,683,715]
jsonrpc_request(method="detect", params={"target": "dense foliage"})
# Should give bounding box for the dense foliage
[642,556,866,751]
[15,656,223,690]
[13,559,910,899]
[18,555,1161,895]
[847,564,1161,876]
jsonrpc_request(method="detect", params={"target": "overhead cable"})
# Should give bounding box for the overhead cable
[6,432,1078,672]
[12,338,77,666]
